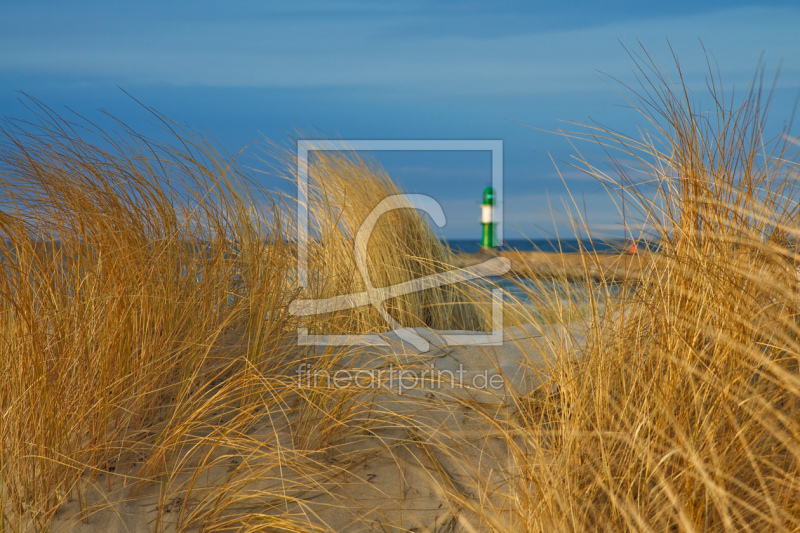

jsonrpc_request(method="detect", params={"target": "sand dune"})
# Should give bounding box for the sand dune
[51,323,586,532]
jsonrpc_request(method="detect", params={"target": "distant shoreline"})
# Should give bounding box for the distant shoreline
[454,248,647,281]
[444,237,658,255]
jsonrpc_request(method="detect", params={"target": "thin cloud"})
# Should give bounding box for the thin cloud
[1,6,799,93]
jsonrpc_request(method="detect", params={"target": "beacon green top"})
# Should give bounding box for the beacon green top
[482,186,495,205]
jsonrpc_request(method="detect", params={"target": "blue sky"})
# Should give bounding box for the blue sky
[2,1,800,239]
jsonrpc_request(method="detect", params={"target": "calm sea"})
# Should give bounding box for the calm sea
[443,237,640,254]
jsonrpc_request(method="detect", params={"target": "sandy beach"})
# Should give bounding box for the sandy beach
[49,323,586,532]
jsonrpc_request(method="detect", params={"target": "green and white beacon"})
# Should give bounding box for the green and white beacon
[481,186,498,249]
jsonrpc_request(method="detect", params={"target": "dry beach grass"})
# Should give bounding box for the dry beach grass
[2,52,800,531]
